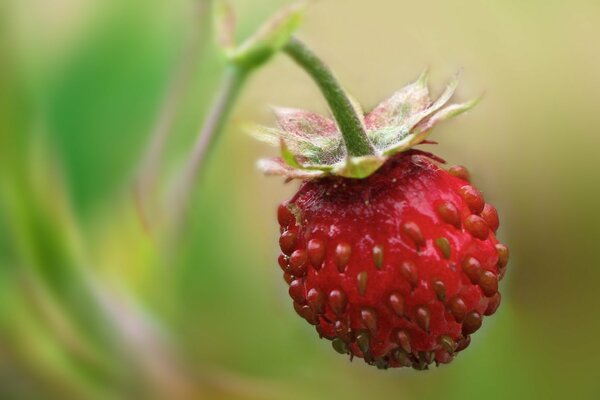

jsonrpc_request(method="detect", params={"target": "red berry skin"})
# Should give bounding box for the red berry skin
[277,152,508,369]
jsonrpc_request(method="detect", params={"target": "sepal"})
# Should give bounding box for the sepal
[254,71,478,180]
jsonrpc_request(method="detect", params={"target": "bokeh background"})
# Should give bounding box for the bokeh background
[2,0,600,399]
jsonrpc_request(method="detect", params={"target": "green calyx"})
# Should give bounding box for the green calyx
[252,69,480,179]
[213,1,479,180]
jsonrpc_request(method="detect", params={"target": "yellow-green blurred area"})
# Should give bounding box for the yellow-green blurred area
[1,0,600,398]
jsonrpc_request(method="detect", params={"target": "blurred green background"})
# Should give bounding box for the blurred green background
[1,0,600,399]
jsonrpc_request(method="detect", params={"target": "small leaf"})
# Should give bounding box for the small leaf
[420,71,460,118]
[273,107,338,138]
[257,158,324,178]
[244,122,283,146]
[245,117,344,166]
[371,72,471,154]
[280,139,303,169]
[383,96,481,156]
[271,107,344,165]
[365,69,431,132]
[413,96,481,138]
[229,2,306,69]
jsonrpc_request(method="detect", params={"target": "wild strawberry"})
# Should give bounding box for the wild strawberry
[254,71,508,369]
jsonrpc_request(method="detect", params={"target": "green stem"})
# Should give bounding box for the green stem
[168,66,248,228]
[137,1,209,192]
[284,37,374,157]
[134,0,210,232]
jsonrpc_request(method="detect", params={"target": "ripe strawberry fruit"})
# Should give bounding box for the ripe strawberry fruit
[256,71,508,369]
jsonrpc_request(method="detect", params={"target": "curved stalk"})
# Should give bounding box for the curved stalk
[284,37,375,156]
[168,66,248,227]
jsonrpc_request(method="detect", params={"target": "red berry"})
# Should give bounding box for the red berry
[276,152,507,369]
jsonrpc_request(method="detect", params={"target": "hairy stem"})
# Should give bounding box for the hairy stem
[284,37,374,156]
[168,66,247,227]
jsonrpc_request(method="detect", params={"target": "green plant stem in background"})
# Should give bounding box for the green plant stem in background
[168,66,247,227]
[136,0,210,202]
[186,66,248,181]
[284,37,375,157]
